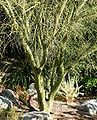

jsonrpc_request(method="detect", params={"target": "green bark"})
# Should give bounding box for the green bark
[34,74,46,111]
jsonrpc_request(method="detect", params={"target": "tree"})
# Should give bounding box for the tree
[0,0,97,112]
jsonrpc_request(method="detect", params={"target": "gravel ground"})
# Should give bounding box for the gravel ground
[51,100,97,120]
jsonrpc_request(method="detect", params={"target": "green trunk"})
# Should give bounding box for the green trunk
[34,74,46,111]
[35,74,55,113]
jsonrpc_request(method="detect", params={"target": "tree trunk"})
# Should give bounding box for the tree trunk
[34,74,46,111]
[34,74,55,113]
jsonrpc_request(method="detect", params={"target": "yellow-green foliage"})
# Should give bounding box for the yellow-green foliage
[60,76,83,102]
[0,108,19,120]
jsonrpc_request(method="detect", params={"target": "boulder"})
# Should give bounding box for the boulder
[0,89,20,108]
[28,83,37,99]
[22,111,49,120]
[0,96,13,109]
[79,99,97,115]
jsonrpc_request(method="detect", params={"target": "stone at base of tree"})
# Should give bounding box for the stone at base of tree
[22,111,50,120]
[28,83,37,99]
[0,89,20,108]
[79,99,97,115]
[0,96,13,109]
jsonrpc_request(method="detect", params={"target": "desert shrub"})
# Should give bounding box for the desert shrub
[0,108,20,120]
[1,62,34,90]
[79,77,97,96]
[15,86,29,106]
[0,5,33,89]
[59,76,83,103]
[69,51,97,96]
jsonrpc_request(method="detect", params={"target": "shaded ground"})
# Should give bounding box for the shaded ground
[51,99,97,120]
[29,96,97,120]
[25,95,97,120]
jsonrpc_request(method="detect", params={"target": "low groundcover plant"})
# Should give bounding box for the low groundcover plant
[0,108,20,120]
[59,76,83,103]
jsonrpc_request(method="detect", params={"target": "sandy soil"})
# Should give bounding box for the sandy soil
[51,100,97,120]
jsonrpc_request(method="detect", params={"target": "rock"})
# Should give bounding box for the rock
[22,111,49,120]
[0,96,13,109]
[0,89,20,108]
[28,83,37,98]
[79,99,97,115]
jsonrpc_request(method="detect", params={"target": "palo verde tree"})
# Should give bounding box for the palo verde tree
[1,0,97,112]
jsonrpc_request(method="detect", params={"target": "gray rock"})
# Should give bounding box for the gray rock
[0,96,13,109]
[28,83,37,98]
[79,99,97,115]
[0,89,20,108]
[22,111,49,120]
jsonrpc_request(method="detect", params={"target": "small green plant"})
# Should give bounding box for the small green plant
[59,76,83,103]
[80,77,97,96]
[0,108,19,120]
